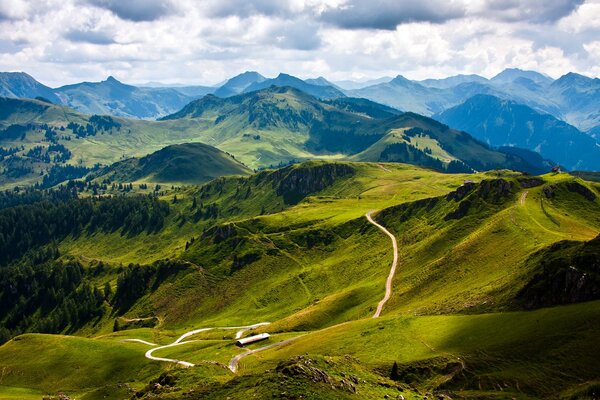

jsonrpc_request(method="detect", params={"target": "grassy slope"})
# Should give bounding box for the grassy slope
[244,301,600,398]
[0,334,163,397]
[1,163,599,399]
[91,142,252,185]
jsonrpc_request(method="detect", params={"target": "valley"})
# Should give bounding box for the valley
[0,160,598,399]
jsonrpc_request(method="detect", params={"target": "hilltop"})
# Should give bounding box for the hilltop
[92,142,252,184]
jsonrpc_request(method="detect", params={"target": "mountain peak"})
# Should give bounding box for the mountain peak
[391,74,410,84]
[105,76,120,83]
[491,68,552,85]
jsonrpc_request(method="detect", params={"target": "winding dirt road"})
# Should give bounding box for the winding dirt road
[124,210,400,372]
[123,322,271,368]
[366,211,399,318]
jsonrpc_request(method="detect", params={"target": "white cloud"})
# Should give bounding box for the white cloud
[0,0,597,86]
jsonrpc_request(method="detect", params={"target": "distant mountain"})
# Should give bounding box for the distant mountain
[349,75,459,116]
[347,68,600,132]
[304,77,341,89]
[214,71,266,98]
[162,86,547,174]
[419,74,488,89]
[243,73,345,99]
[333,77,393,90]
[547,72,600,131]
[54,76,196,119]
[0,72,61,103]
[588,125,600,139]
[490,68,553,86]
[93,142,252,184]
[171,86,215,98]
[435,94,600,170]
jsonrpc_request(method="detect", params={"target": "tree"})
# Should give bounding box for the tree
[390,361,399,380]
[103,282,112,301]
[113,318,120,332]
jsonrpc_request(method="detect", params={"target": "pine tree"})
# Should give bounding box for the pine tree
[390,361,399,380]
[104,282,112,301]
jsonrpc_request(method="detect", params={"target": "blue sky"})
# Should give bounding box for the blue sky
[0,0,599,86]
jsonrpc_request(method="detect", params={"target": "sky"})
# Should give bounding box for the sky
[0,0,599,87]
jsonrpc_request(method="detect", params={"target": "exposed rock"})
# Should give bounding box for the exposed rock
[446,182,475,202]
[272,163,355,204]
[566,181,596,201]
[445,179,514,220]
[276,356,357,393]
[518,177,544,188]
[204,223,238,243]
[517,235,600,309]
[543,185,555,198]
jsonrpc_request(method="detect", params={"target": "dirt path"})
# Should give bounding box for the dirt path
[121,338,157,346]
[520,190,529,206]
[126,212,401,371]
[378,164,391,172]
[366,211,399,318]
[125,322,270,368]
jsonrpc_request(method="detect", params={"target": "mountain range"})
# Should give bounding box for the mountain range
[435,94,600,170]
[0,86,553,189]
[2,69,599,135]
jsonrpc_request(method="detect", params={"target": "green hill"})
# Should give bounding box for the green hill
[92,142,252,185]
[1,87,554,189]
[0,161,599,399]
[161,87,548,173]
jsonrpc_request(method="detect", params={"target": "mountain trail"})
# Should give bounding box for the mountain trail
[127,322,271,368]
[366,210,399,318]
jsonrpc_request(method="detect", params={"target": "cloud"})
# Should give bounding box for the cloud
[0,38,28,54]
[204,0,302,19]
[319,0,467,30]
[84,0,176,22]
[0,0,30,20]
[480,0,585,23]
[64,29,115,45]
[1,0,599,87]
[271,22,322,50]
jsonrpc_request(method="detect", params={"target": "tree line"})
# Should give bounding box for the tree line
[0,192,170,266]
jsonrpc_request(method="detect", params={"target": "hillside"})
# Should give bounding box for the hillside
[0,161,599,399]
[349,112,552,174]
[92,142,252,184]
[162,87,548,173]
[0,88,553,189]
[435,94,600,170]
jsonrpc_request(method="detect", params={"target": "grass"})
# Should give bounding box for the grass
[242,301,600,397]
[1,162,599,398]
[0,334,164,396]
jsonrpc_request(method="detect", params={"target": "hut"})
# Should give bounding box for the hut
[235,333,270,347]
